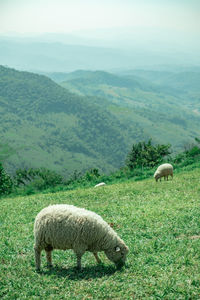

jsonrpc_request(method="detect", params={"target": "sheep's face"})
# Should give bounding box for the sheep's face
[105,244,129,268]
[154,172,160,182]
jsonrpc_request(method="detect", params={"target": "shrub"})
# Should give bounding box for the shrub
[14,167,64,191]
[83,168,100,182]
[185,146,200,158]
[126,139,171,170]
[0,162,13,195]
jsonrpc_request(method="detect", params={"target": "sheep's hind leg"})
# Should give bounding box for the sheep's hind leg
[45,245,53,268]
[93,252,101,264]
[45,249,53,268]
[34,246,42,271]
[76,253,83,270]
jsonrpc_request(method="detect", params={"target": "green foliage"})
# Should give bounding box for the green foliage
[126,139,171,170]
[83,168,100,182]
[14,167,64,191]
[186,146,200,158]
[0,162,13,195]
[173,138,200,167]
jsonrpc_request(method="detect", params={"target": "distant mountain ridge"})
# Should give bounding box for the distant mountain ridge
[0,39,136,72]
[1,33,199,73]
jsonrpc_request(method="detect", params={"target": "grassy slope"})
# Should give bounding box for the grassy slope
[1,166,200,299]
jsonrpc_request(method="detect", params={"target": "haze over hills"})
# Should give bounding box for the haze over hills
[0,28,199,72]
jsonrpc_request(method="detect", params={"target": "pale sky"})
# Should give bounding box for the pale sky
[0,0,199,36]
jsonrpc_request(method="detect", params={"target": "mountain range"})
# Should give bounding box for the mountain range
[1,31,199,73]
[58,69,200,146]
[0,65,200,176]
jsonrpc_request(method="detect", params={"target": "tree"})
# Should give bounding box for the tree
[0,162,13,195]
[14,167,64,190]
[126,139,171,170]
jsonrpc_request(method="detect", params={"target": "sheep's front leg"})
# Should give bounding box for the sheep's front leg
[74,246,86,270]
[93,252,101,264]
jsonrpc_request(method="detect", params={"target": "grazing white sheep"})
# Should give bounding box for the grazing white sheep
[94,182,106,188]
[154,163,173,182]
[34,204,129,271]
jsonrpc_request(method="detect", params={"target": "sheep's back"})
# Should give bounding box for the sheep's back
[157,163,173,175]
[34,204,113,250]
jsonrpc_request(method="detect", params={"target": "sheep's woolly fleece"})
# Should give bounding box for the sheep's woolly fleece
[154,163,173,181]
[34,204,129,269]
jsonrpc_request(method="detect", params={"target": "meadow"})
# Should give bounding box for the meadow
[0,167,200,299]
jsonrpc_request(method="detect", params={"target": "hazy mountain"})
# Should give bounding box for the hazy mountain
[117,69,200,91]
[1,28,199,72]
[59,70,200,151]
[0,38,138,72]
[115,69,200,112]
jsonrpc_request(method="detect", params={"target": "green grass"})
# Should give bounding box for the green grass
[1,167,200,299]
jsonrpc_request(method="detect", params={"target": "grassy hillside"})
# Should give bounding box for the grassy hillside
[60,70,200,152]
[1,166,200,298]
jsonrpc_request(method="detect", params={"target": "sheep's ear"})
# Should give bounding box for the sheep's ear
[115,246,121,252]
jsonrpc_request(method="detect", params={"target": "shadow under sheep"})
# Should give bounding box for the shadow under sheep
[38,264,118,280]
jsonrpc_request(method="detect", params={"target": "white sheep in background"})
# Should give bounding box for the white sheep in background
[154,163,173,182]
[94,182,106,188]
[34,204,129,271]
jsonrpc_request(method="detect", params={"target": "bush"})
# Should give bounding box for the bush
[185,146,200,158]
[0,162,13,195]
[14,167,64,191]
[126,139,171,170]
[83,168,100,182]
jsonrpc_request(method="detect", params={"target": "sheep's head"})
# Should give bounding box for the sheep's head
[105,243,129,269]
[154,171,161,182]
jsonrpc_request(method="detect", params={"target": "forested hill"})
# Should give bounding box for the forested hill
[0,66,135,175]
[1,66,200,176]
[58,69,200,150]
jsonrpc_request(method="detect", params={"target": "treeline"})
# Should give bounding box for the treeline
[1,138,200,197]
